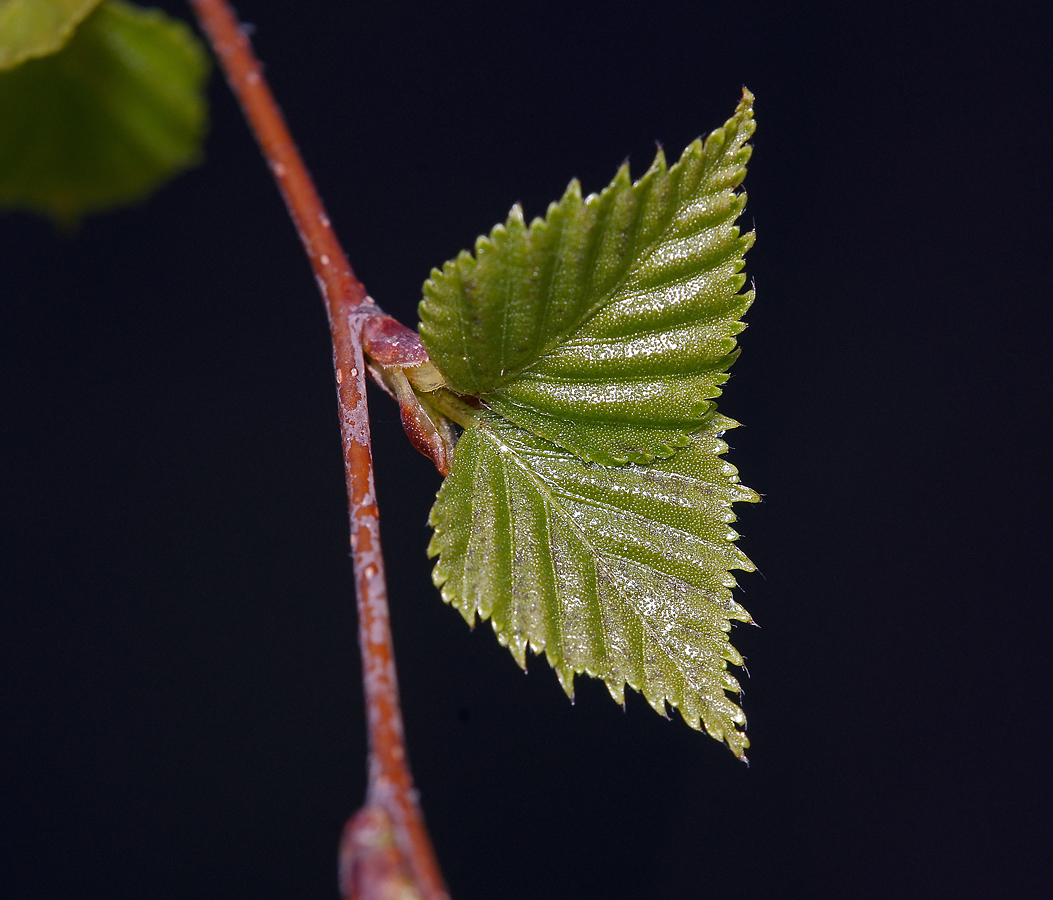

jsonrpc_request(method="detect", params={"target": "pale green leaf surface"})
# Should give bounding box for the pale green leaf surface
[0,0,101,69]
[428,410,758,757]
[420,90,755,464]
[0,0,209,223]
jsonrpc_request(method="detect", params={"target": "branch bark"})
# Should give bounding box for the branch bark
[188,3,448,898]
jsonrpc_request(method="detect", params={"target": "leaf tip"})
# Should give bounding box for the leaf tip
[556,666,576,700]
[563,177,583,202]
[704,126,727,155]
[642,688,668,718]
[649,144,668,174]
[498,627,529,670]
[605,679,626,707]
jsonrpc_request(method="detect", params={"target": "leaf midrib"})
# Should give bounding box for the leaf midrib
[500,156,746,394]
[490,161,680,390]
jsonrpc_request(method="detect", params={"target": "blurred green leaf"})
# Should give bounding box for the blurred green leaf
[0,0,101,69]
[419,92,759,754]
[0,0,209,223]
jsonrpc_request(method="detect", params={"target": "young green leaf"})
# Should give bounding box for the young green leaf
[420,90,755,465]
[0,0,209,223]
[0,0,102,70]
[419,91,759,754]
[428,408,757,757]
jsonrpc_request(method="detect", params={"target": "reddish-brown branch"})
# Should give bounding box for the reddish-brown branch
[188,3,447,898]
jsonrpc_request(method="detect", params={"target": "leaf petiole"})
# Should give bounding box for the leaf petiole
[424,388,481,431]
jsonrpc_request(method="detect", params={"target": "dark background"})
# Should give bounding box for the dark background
[2,1,1049,898]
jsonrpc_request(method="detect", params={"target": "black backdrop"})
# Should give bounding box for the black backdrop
[2,2,1049,898]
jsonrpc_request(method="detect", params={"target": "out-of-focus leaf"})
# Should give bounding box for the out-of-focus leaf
[0,0,209,223]
[0,0,101,69]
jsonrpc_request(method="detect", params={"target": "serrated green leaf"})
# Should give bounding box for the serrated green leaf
[428,408,758,757]
[415,93,760,753]
[0,0,102,70]
[0,0,209,223]
[420,90,755,465]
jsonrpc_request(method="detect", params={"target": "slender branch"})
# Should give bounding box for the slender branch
[188,3,448,898]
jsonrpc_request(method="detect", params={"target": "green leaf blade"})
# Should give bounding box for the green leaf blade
[420,89,756,464]
[421,92,760,753]
[428,410,758,757]
[0,0,209,223]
